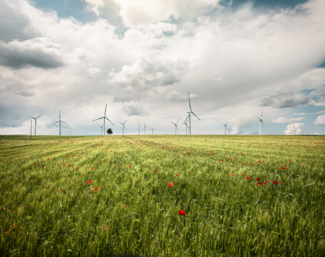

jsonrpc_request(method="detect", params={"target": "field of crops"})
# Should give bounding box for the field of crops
[0,135,324,256]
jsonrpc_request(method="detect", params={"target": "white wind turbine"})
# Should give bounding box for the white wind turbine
[93,104,114,136]
[28,114,42,136]
[144,123,150,135]
[223,122,228,135]
[99,125,103,135]
[184,92,200,135]
[50,111,69,136]
[290,123,300,135]
[171,118,180,135]
[119,120,127,135]
[183,119,189,135]
[228,127,232,135]
[150,127,156,135]
[258,110,265,135]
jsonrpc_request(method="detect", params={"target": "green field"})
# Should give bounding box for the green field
[0,135,324,256]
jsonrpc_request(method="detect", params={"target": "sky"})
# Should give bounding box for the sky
[0,0,325,136]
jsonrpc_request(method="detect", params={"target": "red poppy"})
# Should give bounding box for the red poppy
[273,181,277,185]
[250,163,253,165]
[246,177,250,180]
[256,178,260,181]
[281,167,286,170]
[178,210,186,216]
[5,230,10,234]
[280,182,283,185]
[242,164,245,166]
[231,173,235,177]
[128,165,131,168]
[265,180,269,184]
[58,190,61,192]
[68,164,72,167]
[117,165,119,168]
[94,188,98,191]
[122,205,126,208]
[33,162,36,164]
[176,174,178,177]
[242,174,244,176]
[302,165,304,167]
[154,170,157,172]
[91,167,94,170]
[76,167,79,169]
[89,190,92,193]
[26,167,28,169]
[258,182,263,186]
[167,183,174,187]
[288,159,291,161]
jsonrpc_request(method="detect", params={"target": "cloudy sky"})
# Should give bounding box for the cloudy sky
[0,0,325,136]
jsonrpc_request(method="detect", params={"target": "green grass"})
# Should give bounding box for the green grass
[0,135,324,256]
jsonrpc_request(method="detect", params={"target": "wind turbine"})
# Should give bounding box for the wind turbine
[258,110,265,135]
[50,111,69,136]
[228,128,232,135]
[171,118,180,135]
[119,120,127,135]
[289,123,299,135]
[93,104,114,135]
[144,123,150,135]
[223,122,228,135]
[99,125,103,135]
[183,121,189,135]
[184,92,200,135]
[28,115,42,136]
[150,127,156,135]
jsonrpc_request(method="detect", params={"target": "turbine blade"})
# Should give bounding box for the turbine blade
[61,121,69,126]
[50,121,59,125]
[105,117,115,126]
[177,118,180,124]
[36,115,42,119]
[104,104,107,116]
[93,117,104,121]
[188,92,192,111]
[29,116,36,119]
[124,120,127,124]
[191,112,200,120]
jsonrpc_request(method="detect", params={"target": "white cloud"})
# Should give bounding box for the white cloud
[83,0,105,16]
[314,114,325,126]
[273,117,305,123]
[166,91,200,101]
[122,103,149,116]
[87,67,102,77]
[294,110,325,115]
[284,123,304,135]
[315,132,319,135]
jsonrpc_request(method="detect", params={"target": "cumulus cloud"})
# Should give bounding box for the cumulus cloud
[314,114,325,126]
[258,88,311,108]
[284,123,304,135]
[107,55,190,93]
[273,117,305,123]
[122,103,149,116]
[0,37,64,70]
[87,67,102,77]
[83,0,105,16]
[114,0,222,27]
[166,91,200,101]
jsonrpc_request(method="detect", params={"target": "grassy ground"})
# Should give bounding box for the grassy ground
[0,135,324,256]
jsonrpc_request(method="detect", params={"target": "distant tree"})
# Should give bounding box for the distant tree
[107,128,113,135]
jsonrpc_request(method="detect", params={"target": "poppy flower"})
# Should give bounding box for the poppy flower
[117,165,119,168]
[128,165,131,168]
[26,167,28,169]
[104,227,109,231]
[288,159,291,161]
[91,167,94,170]
[0,207,1,210]
[273,181,277,185]
[242,174,244,176]
[176,174,178,177]
[5,230,10,234]
[94,188,98,191]
[154,170,157,172]
[302,165,304,167]
[33,162,36,164]
[256,178,260,181]
[258,182,263,186]
[24,206,26,208]
[280,182,283,185]
[13,224,17,229]
[58,190,61,192]
[122,205,126,208]
[76,167,79,169]
[89,190,92,193]
[246,177,250,180]
[167,183,174,187]
[231,173,235,177]
[263,162,265,165]
[250,163,253,165]
[242,164,245,166]
[178,210,186,216]
[281,167,286,170]
[68,164,71,167]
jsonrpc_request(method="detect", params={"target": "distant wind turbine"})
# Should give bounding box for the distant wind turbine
[258,110,265,135]
[93,104,114,135]
[50,111,69,136]
[171,118,180,135]
[28,115,42,136]
[228,128,232,135]
[290,123,300,135]
[119,120,127,135]
[99,125,103,135]
[144,123,150,135]
[150,127,156,135]
[223,122,228,135]
[184,92,200,135]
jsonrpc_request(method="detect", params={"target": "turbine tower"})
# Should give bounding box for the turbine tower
[119,120,127,135]
[150,127,156,135]
[50,111,69,136]
[93,104,114,136]
[144,123,150,135]
[28,115,42,136]
[184,92,200,135]
[228,128,232,135]
[258,110,265,135]
[171,118,180,135]
[223,122,228,135]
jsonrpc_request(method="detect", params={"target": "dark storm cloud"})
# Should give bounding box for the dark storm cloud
[0,0,40,43]
[0,38,64,70]
[122,104,149,116]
